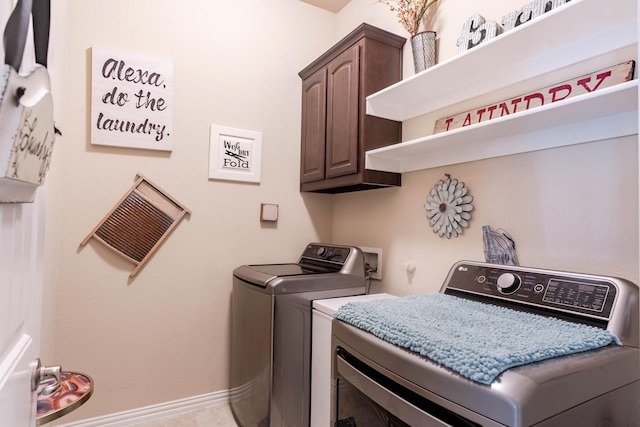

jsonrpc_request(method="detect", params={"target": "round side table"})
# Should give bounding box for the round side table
[36,372,93,426]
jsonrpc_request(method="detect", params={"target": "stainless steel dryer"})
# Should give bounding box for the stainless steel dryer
[231,243,366,427]
[332,261,640,426]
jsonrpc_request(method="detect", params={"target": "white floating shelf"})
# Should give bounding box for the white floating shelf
[366,80,638,173]
[364,0,638,173]
[366,0,637,122]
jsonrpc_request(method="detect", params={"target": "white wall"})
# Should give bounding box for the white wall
[333,136,638,296]
[48,0,338,421]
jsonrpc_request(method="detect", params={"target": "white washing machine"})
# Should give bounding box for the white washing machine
[311,293,397,427]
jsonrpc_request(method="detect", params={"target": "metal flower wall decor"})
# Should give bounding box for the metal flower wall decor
[425,175,474,238]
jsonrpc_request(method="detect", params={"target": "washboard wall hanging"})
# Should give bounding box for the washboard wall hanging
[80,174,190,277]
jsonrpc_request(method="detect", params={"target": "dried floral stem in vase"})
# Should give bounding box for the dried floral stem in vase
[377,0,438,36]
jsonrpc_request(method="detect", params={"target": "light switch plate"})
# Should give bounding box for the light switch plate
[260,203,278,222]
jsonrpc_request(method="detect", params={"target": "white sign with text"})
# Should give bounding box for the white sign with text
[209,125,262,183]
[91,45,173,151]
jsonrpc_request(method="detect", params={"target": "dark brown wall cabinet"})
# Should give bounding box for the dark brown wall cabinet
[299,24,405,193]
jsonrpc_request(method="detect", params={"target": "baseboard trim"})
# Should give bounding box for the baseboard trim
[57,389,231,427]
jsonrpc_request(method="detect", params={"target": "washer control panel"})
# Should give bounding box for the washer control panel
[301,243,352,264]
[443,261,618,321]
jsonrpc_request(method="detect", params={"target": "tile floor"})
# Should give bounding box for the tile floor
[129,404,238,427]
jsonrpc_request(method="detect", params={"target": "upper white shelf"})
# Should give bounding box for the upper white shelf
[366,0,637,122]
[364,0,638,173]
[366,81,638,173]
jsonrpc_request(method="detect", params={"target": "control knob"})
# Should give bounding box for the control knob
[497,272,521,294]
[316,246,327,257]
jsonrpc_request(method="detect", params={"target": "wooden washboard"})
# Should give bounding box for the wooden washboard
[80,174,191,277]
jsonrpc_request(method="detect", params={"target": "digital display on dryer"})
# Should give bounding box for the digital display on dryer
[542,279,609,312]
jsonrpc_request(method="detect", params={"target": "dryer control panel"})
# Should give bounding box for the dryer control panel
[442,261,619,323]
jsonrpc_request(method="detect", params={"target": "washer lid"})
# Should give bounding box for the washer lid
[245,263,336,277]
[233,263,336,288]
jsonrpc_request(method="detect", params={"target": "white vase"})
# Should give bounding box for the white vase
[410,31,436,73]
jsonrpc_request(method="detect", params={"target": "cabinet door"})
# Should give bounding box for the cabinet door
[325,44,359,179]
[300,68,327,184]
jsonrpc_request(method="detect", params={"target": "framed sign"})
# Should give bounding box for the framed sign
[91,45,173,151]
[208,125,262,183]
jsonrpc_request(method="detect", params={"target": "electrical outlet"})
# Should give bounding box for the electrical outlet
[360,247,382,280]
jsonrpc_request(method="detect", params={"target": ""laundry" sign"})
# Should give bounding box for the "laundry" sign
[434,61,635,134]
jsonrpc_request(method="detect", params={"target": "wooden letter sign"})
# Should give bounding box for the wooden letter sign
[434,61,635,134]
